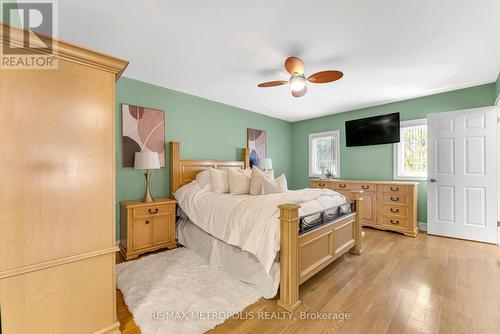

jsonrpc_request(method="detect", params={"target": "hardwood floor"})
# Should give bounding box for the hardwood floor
[116,228,500,334]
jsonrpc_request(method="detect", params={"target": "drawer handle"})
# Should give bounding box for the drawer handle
[390,208,400,213]
[145,220,150,224]
[390,187,400,191]
[318,183,325,187]
[148,208,159,214]
[390,219,400,225]
[339,184,346,188]
[361,185,370,190]
[390,196,400,202]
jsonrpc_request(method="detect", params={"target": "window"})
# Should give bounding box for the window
[394,119,427,180]
[309,130,340,178]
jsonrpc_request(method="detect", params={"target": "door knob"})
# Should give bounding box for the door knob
[429,178,437,183]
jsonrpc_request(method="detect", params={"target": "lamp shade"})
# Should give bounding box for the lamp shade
[259,158,272,170]
[134,151,160,170]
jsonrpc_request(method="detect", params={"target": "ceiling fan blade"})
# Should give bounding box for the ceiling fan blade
[257,80,288,88]
[285,57,305,76]
[291,85,307,98]
[308,70,343,84]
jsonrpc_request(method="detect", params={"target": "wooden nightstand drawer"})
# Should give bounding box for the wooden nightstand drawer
[120,198,177,260]
[133,204,173,218]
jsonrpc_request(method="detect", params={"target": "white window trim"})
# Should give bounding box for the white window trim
[394,118,427,181]
[308,130,340,178]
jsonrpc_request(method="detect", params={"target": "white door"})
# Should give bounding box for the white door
[427,106,498,244]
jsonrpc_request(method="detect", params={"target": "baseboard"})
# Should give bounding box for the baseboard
[418,222,427,232]
[91,321,120,334]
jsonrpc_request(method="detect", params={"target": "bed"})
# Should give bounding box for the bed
[169,141,363,312]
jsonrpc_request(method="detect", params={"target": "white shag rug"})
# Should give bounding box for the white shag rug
[116,247,262,334]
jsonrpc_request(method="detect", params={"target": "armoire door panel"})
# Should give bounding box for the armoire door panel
[0,254,117,334]
[0,59,116,272]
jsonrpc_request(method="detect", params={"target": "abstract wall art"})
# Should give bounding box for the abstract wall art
[122,104,165,167]
[247,128,267,168]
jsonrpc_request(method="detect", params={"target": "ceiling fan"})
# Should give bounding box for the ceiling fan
[257,57,343,98]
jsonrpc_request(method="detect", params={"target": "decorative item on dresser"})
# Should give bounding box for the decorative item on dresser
[0,24,128,334]
[120,198,177,260]
[311,179,419,237]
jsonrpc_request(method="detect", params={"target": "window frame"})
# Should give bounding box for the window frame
[393,118,428,181]
[308,130,341,178]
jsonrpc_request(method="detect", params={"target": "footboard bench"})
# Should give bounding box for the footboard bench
[277,191,364,312]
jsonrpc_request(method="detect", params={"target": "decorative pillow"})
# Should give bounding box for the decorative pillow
[209,168,229,193]
[249,167,275,195]
[249,166,265,195]
[261,174,288,195]
[195,170,211,189]
[227,168,251,195]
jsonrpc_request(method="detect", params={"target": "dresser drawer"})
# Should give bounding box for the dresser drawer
[381,185,409,194]
[381,204,409,217]
[382,193,409,205]
[311,181,327,188]
[351,183,377,192]
[133,204,173,218]
[331,182,353,190]
[381,216,409,229]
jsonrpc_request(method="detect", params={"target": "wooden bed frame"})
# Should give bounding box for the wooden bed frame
[169,141,363,312]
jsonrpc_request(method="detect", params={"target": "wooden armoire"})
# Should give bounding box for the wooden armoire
[0,24,128,333]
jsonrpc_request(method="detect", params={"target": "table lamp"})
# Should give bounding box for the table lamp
[134,150,161,202]
[259,158,272,171]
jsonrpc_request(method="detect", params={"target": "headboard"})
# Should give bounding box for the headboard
[169,141,250,195]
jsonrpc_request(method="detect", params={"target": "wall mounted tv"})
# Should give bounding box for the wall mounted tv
[345,112,400,147]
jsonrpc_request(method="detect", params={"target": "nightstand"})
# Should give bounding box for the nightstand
[119,198,177,260]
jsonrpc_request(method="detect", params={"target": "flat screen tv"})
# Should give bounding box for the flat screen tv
[345,113,400,147]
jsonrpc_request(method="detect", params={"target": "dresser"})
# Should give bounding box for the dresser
[120,199,177,260]
[311,179,419,237]
[0,24,128,333]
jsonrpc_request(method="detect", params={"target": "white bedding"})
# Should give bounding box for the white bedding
[174,178,347,274]
[177,218,280,298]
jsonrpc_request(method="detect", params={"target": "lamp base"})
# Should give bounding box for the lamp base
[143,170,155,203]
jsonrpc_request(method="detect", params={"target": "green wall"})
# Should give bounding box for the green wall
[115,77,495,238]
[496,73,500,103]
[115,77,292,239]
[290,83,496,223]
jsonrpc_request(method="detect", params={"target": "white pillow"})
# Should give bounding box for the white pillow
[262,174,288,195]
[195,170,211,189]
[249,166,274,195]
[209,168,229,193]
[249,167,264,195]
[227,168,251,194]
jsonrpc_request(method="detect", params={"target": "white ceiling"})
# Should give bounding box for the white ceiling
[58,0,500,122]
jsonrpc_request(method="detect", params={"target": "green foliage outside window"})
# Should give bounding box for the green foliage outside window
[402,125,427,175]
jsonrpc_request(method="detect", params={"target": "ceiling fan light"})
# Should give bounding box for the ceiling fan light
[290,76,306,92]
